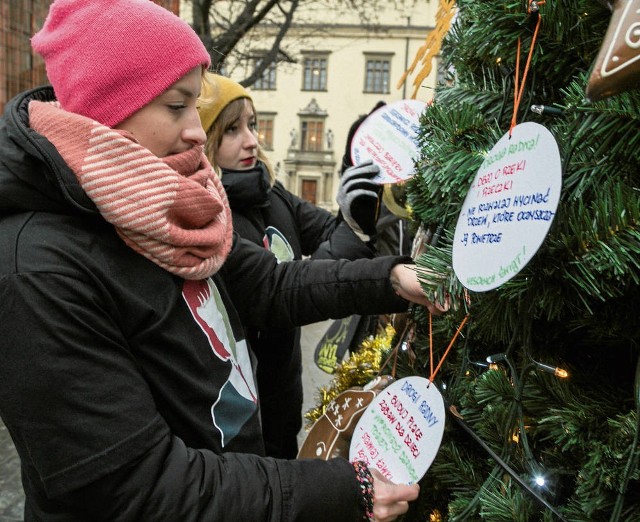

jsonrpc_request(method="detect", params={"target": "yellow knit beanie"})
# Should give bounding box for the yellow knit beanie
[199,72,252,133]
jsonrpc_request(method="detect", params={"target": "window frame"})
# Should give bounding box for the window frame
[252,56,277,91]
[301,52,329,92]
[256,112,276,150]
[363,53,393,94]
[300,118,325,152]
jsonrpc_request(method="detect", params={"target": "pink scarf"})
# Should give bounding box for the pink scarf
[28,100,233,280]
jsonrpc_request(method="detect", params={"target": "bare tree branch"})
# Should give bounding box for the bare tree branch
[189,0,408,83]
[239,0,300,87]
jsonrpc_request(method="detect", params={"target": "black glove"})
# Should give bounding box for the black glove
[337,160,382,242]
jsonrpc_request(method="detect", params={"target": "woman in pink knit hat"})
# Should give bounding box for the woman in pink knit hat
[0,1,444,520]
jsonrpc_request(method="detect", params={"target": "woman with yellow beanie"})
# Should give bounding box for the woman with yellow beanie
[199,72,384,460]
[0,1,441,520]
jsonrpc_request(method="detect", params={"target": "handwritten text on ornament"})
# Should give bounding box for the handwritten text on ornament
[350,377,446,483]
[452,123,562,291]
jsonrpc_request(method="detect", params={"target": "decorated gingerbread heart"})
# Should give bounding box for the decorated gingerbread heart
[297,375,394,460]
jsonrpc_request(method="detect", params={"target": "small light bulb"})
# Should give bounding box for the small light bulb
[555,368,569,378]
[535,476,545,487]
[533,360,569,378]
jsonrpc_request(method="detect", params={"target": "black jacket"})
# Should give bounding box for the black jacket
[0,87,410,521]
[221,166,375,457]
[222,164,375,261]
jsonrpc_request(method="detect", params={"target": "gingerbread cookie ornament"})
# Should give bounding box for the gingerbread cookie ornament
[297,375,394,460]
[586,0,640,101]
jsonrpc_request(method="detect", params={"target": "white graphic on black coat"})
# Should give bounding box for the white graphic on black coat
[262,225,294,263]
[183,278,257,447]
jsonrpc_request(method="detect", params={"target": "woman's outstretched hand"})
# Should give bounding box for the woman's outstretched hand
[389,264,449,316]
[371,469,420,522]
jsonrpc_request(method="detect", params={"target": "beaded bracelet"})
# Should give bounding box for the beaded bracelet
[352,460,374,522]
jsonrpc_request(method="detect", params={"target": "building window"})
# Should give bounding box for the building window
[253,59,277,90]
[256,114,275,150]
[364,57,391,94]
[300,119,324,151]
[302,56,327,91]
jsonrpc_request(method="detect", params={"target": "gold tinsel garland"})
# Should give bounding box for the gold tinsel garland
[304,323,397,427]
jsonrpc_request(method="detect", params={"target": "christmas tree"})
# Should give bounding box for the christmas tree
[397,0,640,520]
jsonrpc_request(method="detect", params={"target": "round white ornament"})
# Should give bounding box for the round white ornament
[349,376,445,484]
[452,122,562,292]
[350,99,428,184]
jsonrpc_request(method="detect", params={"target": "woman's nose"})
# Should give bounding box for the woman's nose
[184,110,207,146]
[243,128,259,149]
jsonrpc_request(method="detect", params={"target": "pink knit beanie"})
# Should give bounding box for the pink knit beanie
[31,0,211,127]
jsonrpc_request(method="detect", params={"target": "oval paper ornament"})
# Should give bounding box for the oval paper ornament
[349,376,445,484]
[350,99,428,184]
[452,122,562,292]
